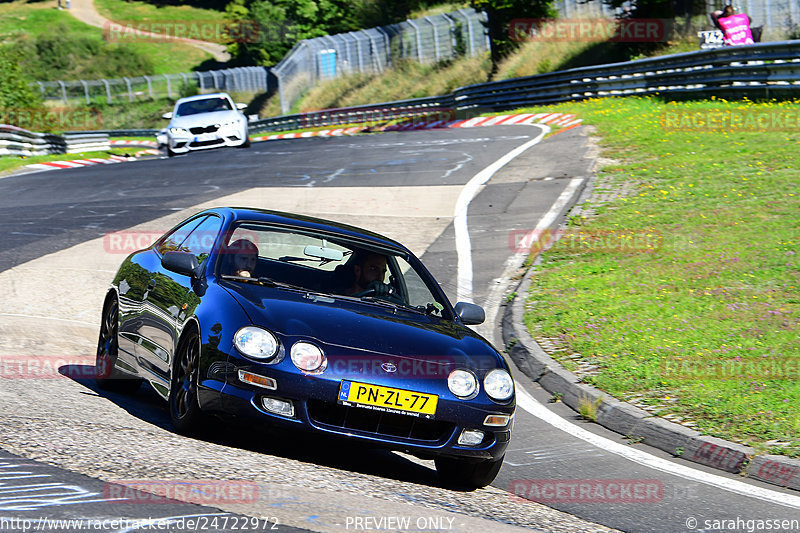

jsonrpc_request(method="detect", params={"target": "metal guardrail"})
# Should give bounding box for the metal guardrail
[44,41,800,140]
[0,126,111,156]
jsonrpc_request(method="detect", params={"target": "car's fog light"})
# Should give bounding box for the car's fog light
[457,429,485,446]
[238,370,276,390]
[261,397,294,417]
[483,414,510,427]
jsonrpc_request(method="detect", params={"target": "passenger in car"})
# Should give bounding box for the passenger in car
[223,239,259,278]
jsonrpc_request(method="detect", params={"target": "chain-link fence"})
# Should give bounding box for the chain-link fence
[556,0,799,37]
[34,67,271,105]
[272,8,489,114]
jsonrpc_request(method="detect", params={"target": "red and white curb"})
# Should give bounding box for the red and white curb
[110,140,158,148]
[25,155,131,172]
[383,112,582,132]
[251,126,366,142]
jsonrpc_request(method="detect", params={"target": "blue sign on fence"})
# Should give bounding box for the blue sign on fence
[318,49,336,78]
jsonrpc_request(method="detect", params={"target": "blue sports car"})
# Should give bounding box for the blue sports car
[96,207,515,488]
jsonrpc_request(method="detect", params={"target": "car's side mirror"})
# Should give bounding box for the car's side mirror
[454,302,485,325]
[162,112,173,120]
[162,251,201,279]
[236,103,247,110]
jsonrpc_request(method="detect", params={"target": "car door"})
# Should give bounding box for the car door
[140,214,223,383]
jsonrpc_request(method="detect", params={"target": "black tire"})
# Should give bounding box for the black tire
[169,328,205,434]
[435,454,504,489]
[95,297,141,393]
[240,136,251,148]
[167,146,177,157]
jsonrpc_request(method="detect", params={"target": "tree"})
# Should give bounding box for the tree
[471,0,557,77]
[0,46,41,111]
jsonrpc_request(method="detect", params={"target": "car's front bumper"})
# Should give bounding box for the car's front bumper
[216,364,514,461]
[167,125,247,153]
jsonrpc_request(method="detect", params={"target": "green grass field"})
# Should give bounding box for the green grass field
[520,96,800,456]
[0,1,212,75]
[95,0,226,25]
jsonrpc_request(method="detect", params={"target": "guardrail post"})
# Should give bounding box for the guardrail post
[210,70,219,90]
[58,81,68,105]
[458,9,475,56]
[144,75,154,99]
[164,74,172,99]
[441,13,457,58]
[80,80,90,105]
[123,77,133,101]
[37,81,45,100]
[180,72,189,94]
[425,16,441,62]
[102,79,112,104]
[406,19,424,63]
[375,27,392,68]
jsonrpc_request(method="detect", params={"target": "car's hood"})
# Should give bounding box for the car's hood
[222,281,504,369]
[169,111,243,128]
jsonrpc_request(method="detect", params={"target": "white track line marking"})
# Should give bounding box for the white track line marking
[454,125,549,303]
[515,385,800,509]
[478,177,583,339]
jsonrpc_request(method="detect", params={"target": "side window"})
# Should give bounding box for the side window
[157,216,206,255]
[180,215,222,265]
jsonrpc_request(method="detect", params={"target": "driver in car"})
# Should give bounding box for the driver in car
[347,251,391,296]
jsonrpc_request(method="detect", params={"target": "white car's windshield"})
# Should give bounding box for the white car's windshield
[176,97,233,117]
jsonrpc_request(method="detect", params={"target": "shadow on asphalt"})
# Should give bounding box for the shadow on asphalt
[59,364,442,488]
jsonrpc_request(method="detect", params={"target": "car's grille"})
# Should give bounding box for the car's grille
[190,125,219,134]
[189,139,224,147]
[307,400,454,442]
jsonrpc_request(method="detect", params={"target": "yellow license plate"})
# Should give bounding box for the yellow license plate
[338,381,438,418]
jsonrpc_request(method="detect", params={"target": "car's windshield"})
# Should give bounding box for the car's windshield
[175,97,233,117]
[217,223,449,318]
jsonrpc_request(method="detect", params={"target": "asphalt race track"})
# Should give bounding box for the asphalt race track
[1,126,799,533]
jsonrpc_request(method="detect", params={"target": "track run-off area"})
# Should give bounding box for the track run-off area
[1,124,799,533]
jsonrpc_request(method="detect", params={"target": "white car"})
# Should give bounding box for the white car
[159,93,250,157]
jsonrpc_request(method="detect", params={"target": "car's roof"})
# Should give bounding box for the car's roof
[175,93,233,105]
[205,207,409,252]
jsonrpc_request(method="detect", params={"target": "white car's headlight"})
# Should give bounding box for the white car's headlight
[169,127,189,135]
[291,341,326,373]
[483,369,514,401]
[448,369,478,398]
[234,326,279,360]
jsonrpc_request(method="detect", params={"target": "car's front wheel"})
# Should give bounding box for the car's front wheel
[169,328,205,434]
[435,454,504,489]
[95,297,140,393]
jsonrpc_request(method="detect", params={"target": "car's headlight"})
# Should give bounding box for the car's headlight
[291,341,326,373]
[483,369,514,401]
[234,326,279,360]
[169,127,188,135]
[448,369,478,398]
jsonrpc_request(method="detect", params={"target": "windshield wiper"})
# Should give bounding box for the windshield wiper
[220,275,306,292]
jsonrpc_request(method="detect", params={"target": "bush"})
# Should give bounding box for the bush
[0,46,41,110]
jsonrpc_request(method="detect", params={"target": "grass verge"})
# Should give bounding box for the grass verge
[0,0,212,75]
[0,148,144,175]
[521,96,800,456]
